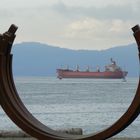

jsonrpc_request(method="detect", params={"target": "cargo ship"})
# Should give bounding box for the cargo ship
[57,58,128,79]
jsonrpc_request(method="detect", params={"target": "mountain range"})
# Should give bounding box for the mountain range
[12,42,139,77]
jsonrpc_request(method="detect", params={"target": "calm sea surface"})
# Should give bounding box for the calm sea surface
[0,77,140,138]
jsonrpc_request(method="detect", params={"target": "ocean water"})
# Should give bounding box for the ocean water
[0,77,140,138]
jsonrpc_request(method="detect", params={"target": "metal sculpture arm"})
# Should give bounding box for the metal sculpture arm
[0,24,140,140]
[0,25,75,140]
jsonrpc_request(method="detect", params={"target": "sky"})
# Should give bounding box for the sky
[0,0,140,50]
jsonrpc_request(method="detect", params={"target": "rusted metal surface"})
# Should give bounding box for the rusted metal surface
[0,24,140,140]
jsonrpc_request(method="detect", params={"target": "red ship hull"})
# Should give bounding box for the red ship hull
[57,69,128,79]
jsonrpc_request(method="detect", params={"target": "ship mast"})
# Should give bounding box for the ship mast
[96,66,100,72]
[76,65,79,71]
[110,58,116,65]
[66,65,69,70]
[86,66,90,72]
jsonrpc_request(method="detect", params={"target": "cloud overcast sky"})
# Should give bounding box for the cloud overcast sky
[0,0,140,50]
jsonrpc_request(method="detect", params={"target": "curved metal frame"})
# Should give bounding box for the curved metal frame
[0,24,140,140]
